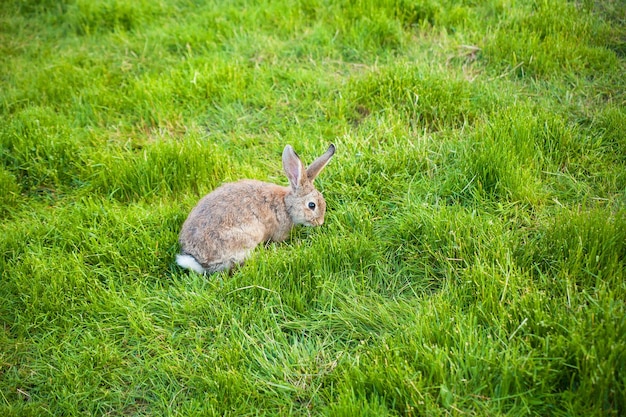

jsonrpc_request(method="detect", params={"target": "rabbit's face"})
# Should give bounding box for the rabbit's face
[285,190,327,227]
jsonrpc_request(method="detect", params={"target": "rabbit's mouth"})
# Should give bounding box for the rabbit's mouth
[307,217,324,227]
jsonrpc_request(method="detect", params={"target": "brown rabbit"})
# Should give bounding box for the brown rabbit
[176,144,335,274]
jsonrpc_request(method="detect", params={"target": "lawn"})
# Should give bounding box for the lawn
[1,0,625,415]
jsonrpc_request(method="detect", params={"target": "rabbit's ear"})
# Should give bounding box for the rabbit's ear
[306,144,335,181]
[283,145,306,190]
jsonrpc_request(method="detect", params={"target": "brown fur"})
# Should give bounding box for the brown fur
[177,144,335,274]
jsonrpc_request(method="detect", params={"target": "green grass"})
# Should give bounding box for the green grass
[1,0,625,415]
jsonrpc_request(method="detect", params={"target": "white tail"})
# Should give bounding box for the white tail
[176,254,206,274]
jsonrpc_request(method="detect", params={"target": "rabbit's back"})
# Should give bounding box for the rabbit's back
[178,180,292,271]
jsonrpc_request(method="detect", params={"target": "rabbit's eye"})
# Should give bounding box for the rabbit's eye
[308,202,316,210]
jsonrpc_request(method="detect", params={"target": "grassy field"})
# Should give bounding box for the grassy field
[1,0,625,415]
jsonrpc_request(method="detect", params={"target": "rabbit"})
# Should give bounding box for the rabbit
[176,143,335,274]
